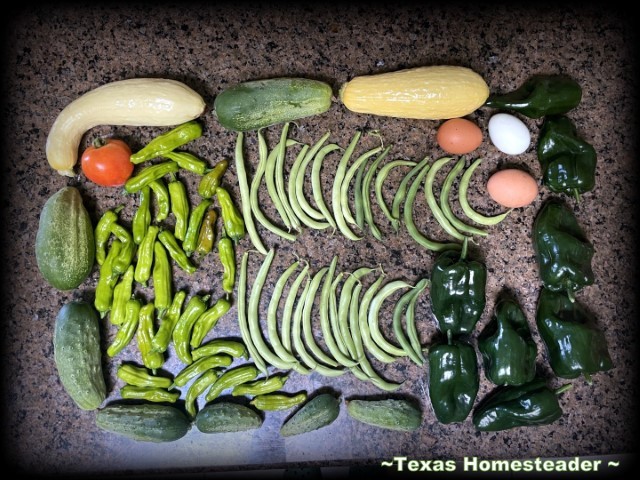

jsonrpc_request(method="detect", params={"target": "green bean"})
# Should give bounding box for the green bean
[328,271,347,356]
[391,156,431,233]
[403,162,462,252]
[392,283,426,366]
[275,123,300,231]
[367,279,411,359]
[439,157,488,237]
[338,267,375,360]
[362,145,392,241]
[295,132,331,222]
[248,249,297,371]
[459,158,512,225]
[311,144,341,229]
[375,159,417,226]
[353,155,368,230]
[238,251,269,376]
[281,264,311,370]
[250,131,298,242]
[267,260,301,364]
[331,131,362,240]
[358,275,397,364]
[424,156,469,242]
[265,136,296,231]
[341,145,383,226]
[291,275,315,370]
[234,132,269,255]
[405,278,429,365]
[185,369,219,418]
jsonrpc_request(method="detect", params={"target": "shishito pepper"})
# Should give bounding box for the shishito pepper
[532,199,594,302]
[485,74,582,118]
[198,159,229,199]
[536,288,613,382]
[428,336,479,424]
[167,175,190,241]
[215,186,246,243]
[477,296,537,386]
[130,120,203,164]
[429,237,486,336]
[196,209,217,256]
[218,233,236,294]
[537,115,597,200]
[472,378,571,431]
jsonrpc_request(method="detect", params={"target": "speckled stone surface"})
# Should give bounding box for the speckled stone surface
[1,3,638,477]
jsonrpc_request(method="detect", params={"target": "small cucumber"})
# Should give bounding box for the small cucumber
[195,402,263,433]
[280,393,340,437]
[96,404,191,442]
[53,301,106,410]
[346,398,422,431]
[213,77,333,132]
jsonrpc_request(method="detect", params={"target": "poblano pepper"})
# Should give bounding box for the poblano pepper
[428,336,479,424]
[430,237,486,336]
[532,199,594,301]
[537,115,597,200]
[477,296,537,386]
[536,288,613,382]
[472,377,571,431]
[485,74,582,118]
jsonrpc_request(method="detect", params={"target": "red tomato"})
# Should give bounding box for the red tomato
[81,138,134,187]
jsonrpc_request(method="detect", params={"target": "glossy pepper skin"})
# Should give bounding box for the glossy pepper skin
[428,337,479,424]
[198,159,229,199]
[537,115,597,200]
[130,120,203,164]
[215,186,246,243]
[218,234,236,294]
[485,74,582,119]
[477,296,537,386]
[167,176,190,241]
[430,238,486,336]
[532,200,594,302]
[472,378,568,431]
[536,288,613,382]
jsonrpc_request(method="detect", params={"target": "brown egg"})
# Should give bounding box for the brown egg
[436,118,483,155]
[486,169,539,208]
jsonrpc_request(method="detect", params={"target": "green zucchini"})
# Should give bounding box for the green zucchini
[96,404,191,442]
[280,393,340,437]
[53,301,106,410]
[195,402,263,433]
[35,186,95,290]
[346,398,422,431]
[213,77,333,132]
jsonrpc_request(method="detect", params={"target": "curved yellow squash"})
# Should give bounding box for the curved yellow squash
[339,66,489,120]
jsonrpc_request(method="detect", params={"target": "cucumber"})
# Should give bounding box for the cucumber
[213,77,333,132]
[280,393,340,437]
[96,404,191,442]
[346,398,422,431]
[35,186,95,290]
[195,402,263,433]
[53,301,106,410]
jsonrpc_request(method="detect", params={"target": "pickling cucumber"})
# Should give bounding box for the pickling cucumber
[346,398,422,431]
[280,393,340,437]
[213,77,333,132]
[96,404,191,442]
[195,402,263,433]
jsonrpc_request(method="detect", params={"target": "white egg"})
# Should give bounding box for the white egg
[488,113,531,155]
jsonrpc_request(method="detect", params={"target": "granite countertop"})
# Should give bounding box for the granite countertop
[2,3,637,478]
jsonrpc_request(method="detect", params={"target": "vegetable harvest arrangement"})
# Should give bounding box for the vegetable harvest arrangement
[36,65,612,443]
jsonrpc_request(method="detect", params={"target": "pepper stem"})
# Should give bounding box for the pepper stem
[92,137,107,148]
[446,329,453,346]
[573,188,581,203]
[566,290,576,303]
[554,383,573,395]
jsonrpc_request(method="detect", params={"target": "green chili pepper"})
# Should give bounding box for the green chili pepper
[172,354,233,388]
[204,364,259,402]
[158,229,197,274]
[536,288,613,382]
[472,378,571,431]
[250,392,307,411]
[195,209,217,256]
[232,374,289,397]
[198,159,229,198]
[107,298,141,357]
[477,296,537,386]
[163,151,208,175]
[110,223,137,275]
[429,237,486,336]
[191,339,247,361]
[218,234,236,294]
[109,265,134,326]
[183,199,214,256]
[137,303,164,371]
[532,199,594,301]
[152,241,172,314]
[133,225,159,286]
[120,385,180,403]
[215,186,245,243]
[172,294,209,364]
[124,161,180,194]
[190,297,232,348]
[537,115,597,201]
[428,336,479,424]
[151,290,186,353]
[117,363,173,389]
[167,175,190,241]
[130,121,203,164]
[95,207,122,265]
[94,240,122,318]
[132,186,151,244]
[485,74,582,119]
[148,178,170,222]
[185,369,219,418]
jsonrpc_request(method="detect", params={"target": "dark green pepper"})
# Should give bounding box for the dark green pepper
[218,234,235,294]
[429,237,486,336]
[198,159,229,199]
[537,115,597,200]
[130,121,203,164]
[485,74,582,118]
[428,336,479,424]
[532,199,594,301]
[167,175,190,241]
[472,378,570,431]
[477,295,537,386]
[536,288,613,382]
[215,186,245,243]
